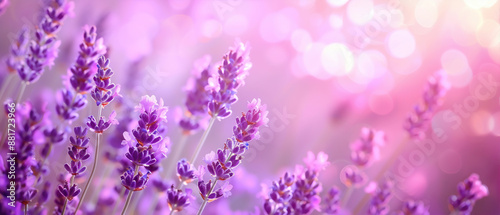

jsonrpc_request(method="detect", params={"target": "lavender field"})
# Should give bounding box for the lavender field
[0,0,499,214]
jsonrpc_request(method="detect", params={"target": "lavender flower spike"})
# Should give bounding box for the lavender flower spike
[350,128,386,167]
[167,185,193,213]
[6,26,29,74]
[368,181,393,215]
[208,40,252,119]
[323,187,341,214]
[180,56,214,133]
[398,200,429,215]
[91,56,120,107]
[18,0,73,84]
[404,71,449,139]
[449,173,489,214]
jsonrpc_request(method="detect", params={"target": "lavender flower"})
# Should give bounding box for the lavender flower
[322,187,341,214]
[70,25,106,94]
[18,0,73,83]
[56,25,106,121]
[368,181,393,215]
[120,168,151,191]
[399,200,429,215]
[263,152,327,215]
[91,56,119,107]
[5,27,29,73]
[197,99,268,213]
[404,72,449,139]
[180,56,214,133]
[166,185,193,213]
[208,41,252,119]
[177,158,195,185]
[449,173,489,214]
[57,127,90,214]
[350,128,386,167]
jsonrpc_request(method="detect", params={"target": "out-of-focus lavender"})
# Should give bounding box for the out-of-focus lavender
[449,174,489,214]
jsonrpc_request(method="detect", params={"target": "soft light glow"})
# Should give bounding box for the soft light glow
[224,14,249,36]
[201,19,223,38]
[387,29,416,58]
[438,149,463,174]
[346,0,374,25]
[440,49,473,87]
[304,43,332,79]
[321,43,354,77]
[291,29,312,52]
[327,0,349,7]
[351,50,388,84]
[476,19,500,48]
[470,110,494,135]
[260,8,298,43]
[368,92,394,115]
[464,0,498,9]
[415,0,438,28]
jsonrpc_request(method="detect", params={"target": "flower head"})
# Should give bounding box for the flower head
[399,200,429,215]
[368,181,393,215]
[233,98,269,142]
[208,41,252,119]
[91,56,120,107]
[166,185,193,212]
[350,128,386,167]
[449,173,489,214]
[121,168,151,191]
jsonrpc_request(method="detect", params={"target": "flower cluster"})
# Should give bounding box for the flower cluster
[208,41,252,119]
[13,105,47,208]
[449,173,489,214]
[54,127,89,214]
[198,99,268,203]
[368,181,393,215]
[63,127,91,177]
[121,95,169,191]
[322,187,341,214]
[90,56,119,107]
[404,72,450,139]
[398,200,429,215]
[264,152,328,215]
[5,27,29,74]
[18,0,73,83]
[166,185,193,213]
[179,56,213,133]
[56,25,106,121]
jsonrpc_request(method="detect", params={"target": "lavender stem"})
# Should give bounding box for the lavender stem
[189,116,216,167]
[341,186,353,207]
[121,165,139,215]
[163,134,188,179]
[61,175,76,215]
[75,105,103,214]
[196,179,218,215]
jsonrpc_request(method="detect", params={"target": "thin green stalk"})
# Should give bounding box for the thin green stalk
[196,179,218,215]
[23,203,28,215]
[0,73,15,120]
[74,105,103,214]
[121,165,139,215]
[0,82,27,149]
[189,116,216,165]
[163,134,189,179]
[341,186,353,207]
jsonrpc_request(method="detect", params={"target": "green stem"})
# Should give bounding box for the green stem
[121,165,139,215]
[196,179,218,215]
[74,105,103,214]
[189,116,216,165]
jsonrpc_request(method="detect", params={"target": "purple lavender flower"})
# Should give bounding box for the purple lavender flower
[180,56,214,133]
[198,99,268,208]
[350,128,386,167]
[264,152,326,215]
[55,25,106,122]
[208,41,252,119]
[340,165,366,187]
[91,56,120,107]
[86,111,118,133]
[177,158,195,184]
[5,27,29,73]
[166,185,193,213]
[58,181,81,201]
[404,72,449,139]
[368,181,393,215]
[399,200,429,215]
[449,173,489,214]
[323,187,341,214]
[120,168,151,191]
[70,25,106,94]
[18,0,73,83]
[63,127,91,177]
